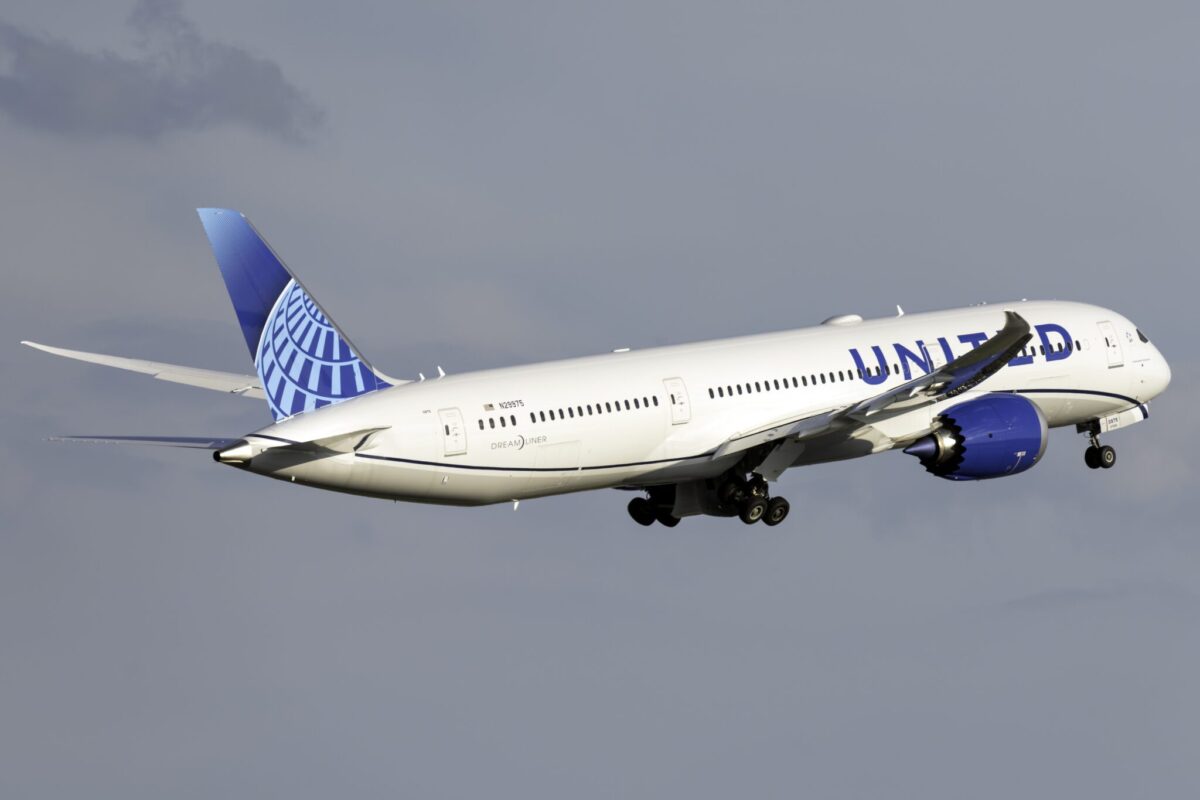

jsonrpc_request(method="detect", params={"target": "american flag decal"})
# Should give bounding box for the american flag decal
[483,403,495,411]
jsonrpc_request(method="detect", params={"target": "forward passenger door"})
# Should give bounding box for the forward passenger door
[1097,321,1124,368]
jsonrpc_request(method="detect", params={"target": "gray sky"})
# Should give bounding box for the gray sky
[1,2,1198,797]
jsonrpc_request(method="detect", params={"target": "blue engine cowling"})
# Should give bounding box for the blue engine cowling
[904,394,1048,481]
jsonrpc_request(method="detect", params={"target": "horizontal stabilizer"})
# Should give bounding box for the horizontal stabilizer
[22,341,265,399]
[50,435,241,449]
[215,427,389,464]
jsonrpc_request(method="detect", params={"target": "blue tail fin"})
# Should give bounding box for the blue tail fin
[198,209,391,421]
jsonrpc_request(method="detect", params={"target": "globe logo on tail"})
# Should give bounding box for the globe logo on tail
[255,280,389,420]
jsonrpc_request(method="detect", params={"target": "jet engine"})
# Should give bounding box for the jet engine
[904,394,1048,480]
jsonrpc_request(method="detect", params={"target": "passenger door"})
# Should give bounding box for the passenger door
[437,407,467,456]
[1097,321,1124,368]
[663,377,691,425]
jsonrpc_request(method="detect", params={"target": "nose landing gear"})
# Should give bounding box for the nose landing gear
[1081,427,1116,470]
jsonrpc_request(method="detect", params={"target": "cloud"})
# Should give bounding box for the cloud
[0,0,323,141]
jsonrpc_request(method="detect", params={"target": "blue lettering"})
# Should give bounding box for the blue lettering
[936,337,955,362]
[958,331,988,350]
[1037,323,1072,362]
[849,346,889,385]
[893,341,930,380]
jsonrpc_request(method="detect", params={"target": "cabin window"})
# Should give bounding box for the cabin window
[754,381,761,392]
[549,410,555,420]
[1039,345,1045,356]
[745,383,752,394]
[511,415,516,426]
[478,419,484,430]
[499,416,506,427]
[559,408,565,418]
[1075,340,1081,350]
[718,387,724,398]
[530,412,537,423]
[587,405,593,415]
[801,376,808,386]
[489,418,495,429]
[567,407,573,418]
[736,385,743,395]
[539,411,547,422]
[624,399,631,410]
[652,396,659,406]
[774,379,780,390]
[708,388,715,399]
[605,402,612,412]
[820,374,826,384]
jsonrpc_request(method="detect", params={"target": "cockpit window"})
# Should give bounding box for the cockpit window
[1137,329,1149,343]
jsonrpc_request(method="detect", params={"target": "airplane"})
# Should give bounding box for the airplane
[22,209,1172,527]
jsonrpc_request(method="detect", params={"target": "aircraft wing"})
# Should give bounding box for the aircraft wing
[22,341,266,399]
[712,310,1033,461]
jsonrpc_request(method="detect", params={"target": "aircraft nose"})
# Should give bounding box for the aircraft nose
[1147,348,1171,398]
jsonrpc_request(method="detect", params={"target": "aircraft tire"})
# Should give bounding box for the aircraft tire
[740,497,767,525]
[1084,446,1101,469]
[1098,445,1116,469]
[628,497,656,526]
[763,497,790,526]
[655,509,681,527]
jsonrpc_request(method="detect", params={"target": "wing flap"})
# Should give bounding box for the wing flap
[22,341,265,399]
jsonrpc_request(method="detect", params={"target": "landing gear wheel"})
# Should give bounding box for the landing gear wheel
[655,509,681,527]
[740,497,768,525]
[1098,445,1116,469]
[1084,446,1101,469]
[763,497,790,526]
[627,497,656,526]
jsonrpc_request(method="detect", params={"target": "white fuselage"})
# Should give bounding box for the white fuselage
[233,301,1170,505]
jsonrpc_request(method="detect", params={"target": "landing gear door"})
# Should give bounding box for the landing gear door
[437,407,467,456]
[663,377,691,425]
[1097,321,1124,368]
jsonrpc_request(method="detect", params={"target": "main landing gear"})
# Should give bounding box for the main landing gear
[627,493,681,528]
[1081,427,1116,470]
[720,474,790,526]
[627,472,792,527]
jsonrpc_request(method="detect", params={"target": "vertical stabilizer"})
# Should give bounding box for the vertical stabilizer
[197,209,391,421]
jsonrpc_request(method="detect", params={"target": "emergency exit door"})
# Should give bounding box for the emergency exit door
[437,408,467,456]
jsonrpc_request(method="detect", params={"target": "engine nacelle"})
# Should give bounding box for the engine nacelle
[904,394,1048,481]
